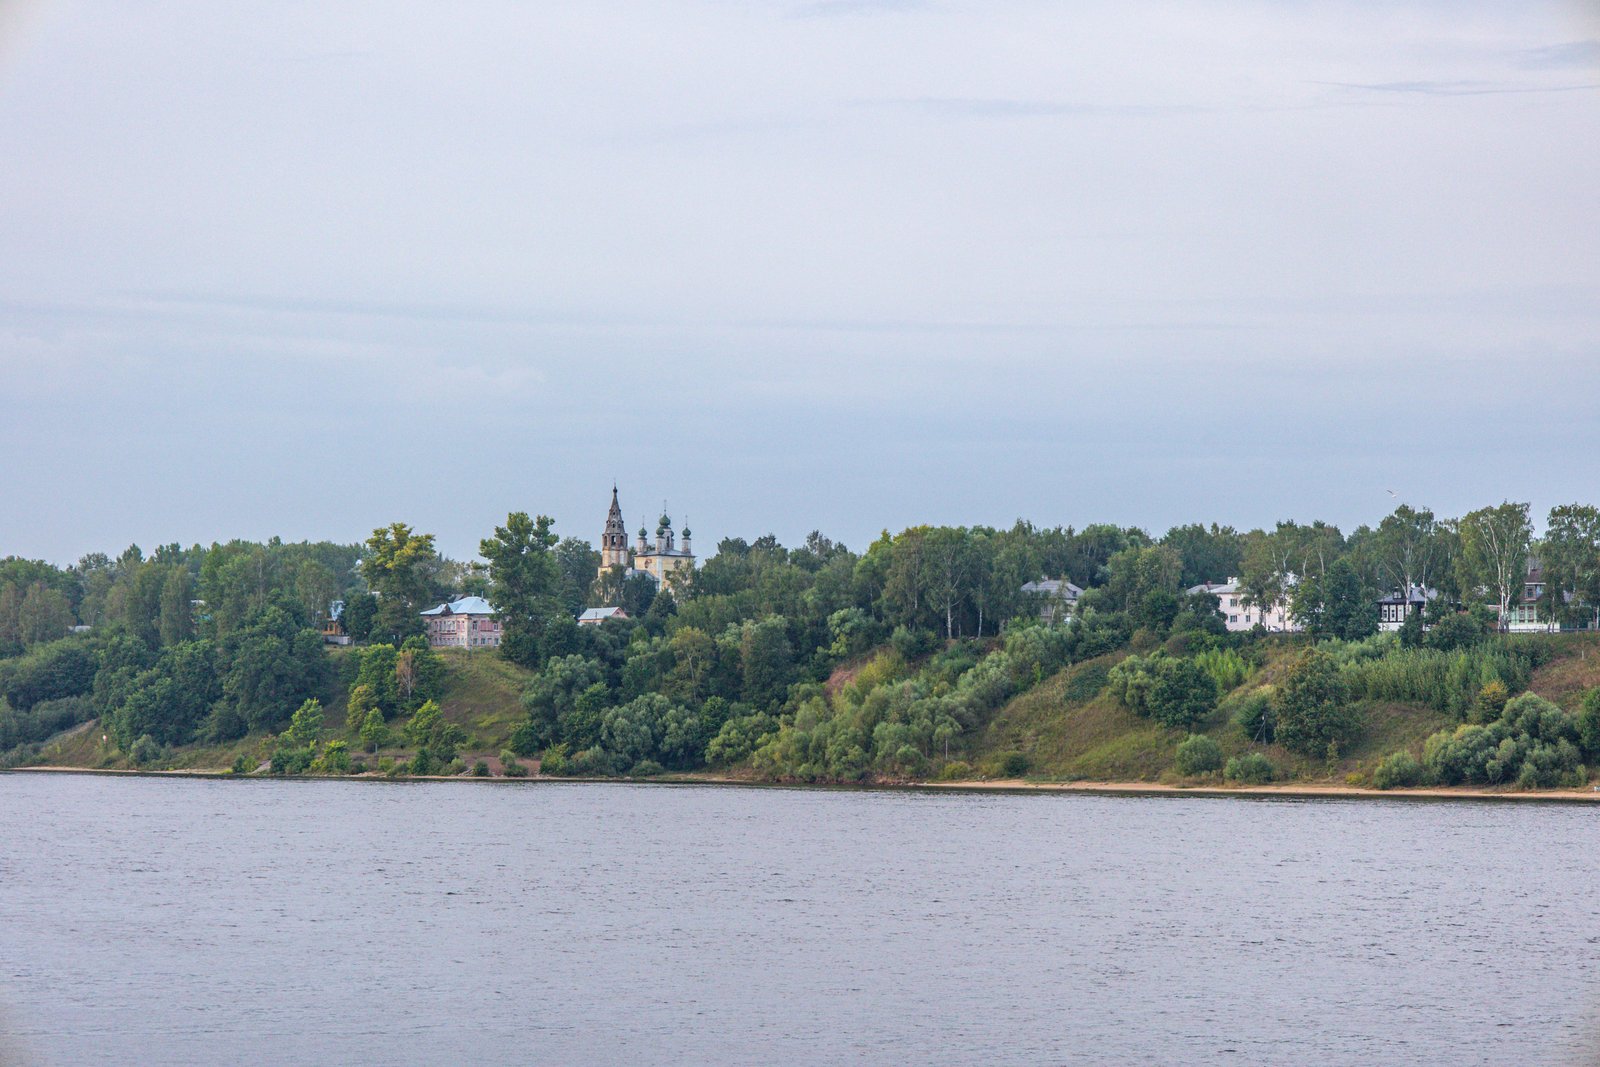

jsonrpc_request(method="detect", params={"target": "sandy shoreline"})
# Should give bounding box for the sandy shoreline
[7,764,1600,802]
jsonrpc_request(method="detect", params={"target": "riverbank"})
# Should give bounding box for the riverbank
[9,764,1600,802]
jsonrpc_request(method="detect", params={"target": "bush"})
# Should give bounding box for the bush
[1229,690,1275,744]
[630,759,664,777]
[566,746,618,776]
[1174,734,1224,776]
[1578,688,1600,762]
[1224,752,1274,785]
[890,625,940,661]
[936,760,972,781]
[231,753,253,775]
[1192,647,1252,693]
[127,733,163,767]
[1109,653,1218,729]
[999,751,1031,777]
[1274,649,1362,757]
[1420,692,1583,788]
[472,759,490,777]
[1372,750,1424,790]
[270,744,315,775]
[0,694,96,750]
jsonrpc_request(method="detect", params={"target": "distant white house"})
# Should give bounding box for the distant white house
[1020,577,1083,624]
[1187,577,1299,633]
[420,595,502,649]
[577,606,629,627]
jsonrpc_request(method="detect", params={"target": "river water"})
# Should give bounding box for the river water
[1,774,1597,1065]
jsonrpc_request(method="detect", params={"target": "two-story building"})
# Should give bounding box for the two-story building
[1377,585,1436,631]
[1020,577,1083,624]
[1186,578,1298,632]
[420,595,503,649]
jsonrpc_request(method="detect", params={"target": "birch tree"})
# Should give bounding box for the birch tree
[1456,502,1532,630]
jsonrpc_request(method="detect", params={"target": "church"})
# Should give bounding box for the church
[598,487,695,589]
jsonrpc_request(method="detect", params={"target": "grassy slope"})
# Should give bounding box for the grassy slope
[429,648,536,753]
[970,636,1600,784]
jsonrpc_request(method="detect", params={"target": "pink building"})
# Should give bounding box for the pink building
[419,596,503,649]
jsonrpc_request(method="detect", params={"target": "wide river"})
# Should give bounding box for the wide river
[1,774,1598,1065]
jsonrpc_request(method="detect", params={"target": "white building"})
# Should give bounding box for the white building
[420,595,503,649]
[1020,578,1083,624]
[577,606,629,627]
[1187,578,1299,633]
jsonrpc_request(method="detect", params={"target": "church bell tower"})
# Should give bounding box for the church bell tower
[600,486,628,571]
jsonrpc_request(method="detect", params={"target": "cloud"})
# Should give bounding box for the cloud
[1513,40,1600,71]
[865,96,1202,118]
[1321,79,1600,96]
[790,0,931,17]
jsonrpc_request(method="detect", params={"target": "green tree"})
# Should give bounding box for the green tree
[345,683,378,733]
[740,617,794,711]
[361,523,439,642]
[404,699,464,765]
[1541,504,1600,630]
[340,592,377,642]
[286,698,325,746]
[1162,523,1244,588]
[480,512,564,669]
[1273,648,1361,757]
[1292,558,1376,642]
[18,582,74,649]
[157,566,195,646]
[359,706,389,752]
[1456,502,1533,629]
[1369,504,1449,603]
[355,644,400,716]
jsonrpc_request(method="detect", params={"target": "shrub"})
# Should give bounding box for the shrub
[890,626,940,661]
[1372,750,1424,790]
[1229,690,1275,744]
[1109,653,1218,729]
[270,744,314,775]
[314,739,351,775]
[630,759,664,777]
[1578,688,1600,762]
[127,733,162,767]
[999,752,1031,777]
[1174,734,1224,776]
[1224,752,1274,785]
[1421,692,1583,788]
[1475,680,1510,722]
[1192,647,1252,693]
[936,760,972,781]
[566,747,617,776]
[1274,649,1362,757]
[230,754,253,775]
[472,760,490,777]
[508,718,543,758]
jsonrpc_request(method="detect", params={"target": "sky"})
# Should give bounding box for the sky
[1,0,1597,565]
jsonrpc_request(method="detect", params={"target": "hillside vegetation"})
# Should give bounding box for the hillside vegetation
[6,502,1600,791]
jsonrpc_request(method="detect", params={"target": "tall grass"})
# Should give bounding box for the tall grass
[1340,640,1546,717]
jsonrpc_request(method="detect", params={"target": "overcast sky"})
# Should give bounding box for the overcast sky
[1,1,1597,564]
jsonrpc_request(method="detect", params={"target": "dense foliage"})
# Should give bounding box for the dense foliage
[4,496,1600,791]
